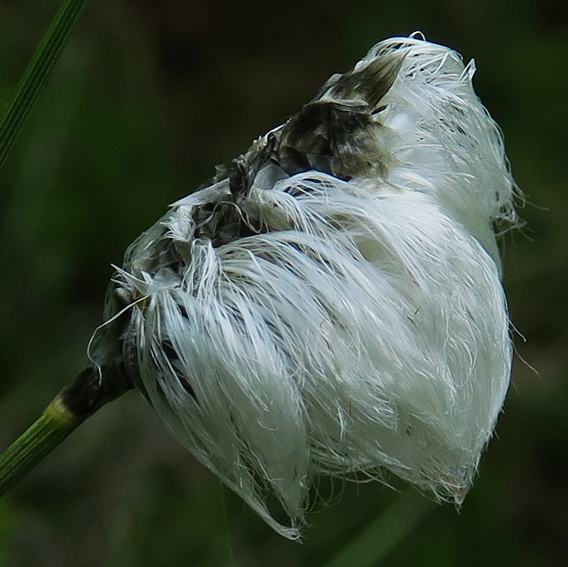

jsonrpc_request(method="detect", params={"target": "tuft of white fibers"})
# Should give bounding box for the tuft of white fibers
[92,35,518,539]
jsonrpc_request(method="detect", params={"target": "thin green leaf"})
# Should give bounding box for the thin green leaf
[0,0,89,171]
[326,489,433,567]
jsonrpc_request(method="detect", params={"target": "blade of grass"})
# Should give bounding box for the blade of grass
[0,0,90,171]
[326,489,433,567]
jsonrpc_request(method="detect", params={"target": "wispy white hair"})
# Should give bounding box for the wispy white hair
[93,35,517,539]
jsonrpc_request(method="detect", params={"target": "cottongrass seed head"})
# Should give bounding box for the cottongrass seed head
[91,35,518,539]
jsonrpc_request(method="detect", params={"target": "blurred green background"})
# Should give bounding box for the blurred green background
[0,0,567,565]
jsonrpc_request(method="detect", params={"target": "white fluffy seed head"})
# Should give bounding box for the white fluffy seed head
[92,35,517,539]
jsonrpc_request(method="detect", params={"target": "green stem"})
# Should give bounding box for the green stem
[0,0,90,171]
[0,364,132,497]
[0,393,83,497]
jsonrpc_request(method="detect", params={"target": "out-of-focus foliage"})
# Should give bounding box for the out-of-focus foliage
[0,0,567,565]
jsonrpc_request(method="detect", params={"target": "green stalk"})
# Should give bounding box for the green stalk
[0,0,90,171]
[0,365,132,496]
[0,394,83,497]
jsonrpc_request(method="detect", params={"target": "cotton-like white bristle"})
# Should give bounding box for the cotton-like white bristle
[92,36,517,539]
[370,37,517,265]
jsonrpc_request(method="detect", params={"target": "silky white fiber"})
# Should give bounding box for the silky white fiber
[94,35,518,539]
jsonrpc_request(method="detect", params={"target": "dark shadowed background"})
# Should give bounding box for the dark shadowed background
[1,0,567,565]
